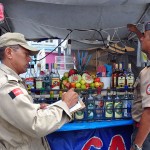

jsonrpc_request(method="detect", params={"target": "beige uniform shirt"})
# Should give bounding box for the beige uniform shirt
[132,67,150,122]
[0,64,72,150]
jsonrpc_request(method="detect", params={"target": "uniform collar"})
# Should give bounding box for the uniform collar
[0,64,22,82]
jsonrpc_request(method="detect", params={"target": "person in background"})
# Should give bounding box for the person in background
[127,23,150,150]
[0,32,79,150]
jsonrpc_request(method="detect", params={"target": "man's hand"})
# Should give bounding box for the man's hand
[62,88,79,109]
[40,103,49,109]
[127,24,138,33]
[127,24,144,40]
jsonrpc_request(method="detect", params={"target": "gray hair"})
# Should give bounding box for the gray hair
[0,45,20,61]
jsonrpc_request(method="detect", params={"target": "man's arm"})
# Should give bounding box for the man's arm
[127,24,144,40]
[130,107,150,150]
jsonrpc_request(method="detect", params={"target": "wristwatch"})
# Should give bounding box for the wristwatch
[132,143,142,150]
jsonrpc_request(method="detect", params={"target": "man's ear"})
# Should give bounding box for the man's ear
[5,47,13,59]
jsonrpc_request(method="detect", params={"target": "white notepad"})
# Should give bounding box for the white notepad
[46,99,85,113]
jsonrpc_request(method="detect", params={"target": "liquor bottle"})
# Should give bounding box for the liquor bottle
[111,63,119,88]
[35,63,44,90]
[95,87,104,120]
[86,90,95,121]
[126,63,135,88]
[114,89,122,119]
[25,64,35,91]
[123,85,132,118]
[105,88,113,119]
[51,63,60,90]
[58,91,62,100]
[50,91,54,101]
[38,88,46,103]
[49,63,54,89]
[43,63,50,91]
[74,91,85,121]
[118,63,126,88]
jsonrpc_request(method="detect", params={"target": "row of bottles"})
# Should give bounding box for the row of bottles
[111,63,134,89]
[31,86,133,122]
[79,87,132,122]
[25,63,60,92]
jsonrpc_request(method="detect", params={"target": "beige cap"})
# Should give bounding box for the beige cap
[0,32,39,55]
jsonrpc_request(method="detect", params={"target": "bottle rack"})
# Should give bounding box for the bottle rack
[30,88,134,122]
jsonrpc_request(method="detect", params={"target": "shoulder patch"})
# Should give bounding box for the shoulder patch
[146,84,150,95]
[8,88,23,99]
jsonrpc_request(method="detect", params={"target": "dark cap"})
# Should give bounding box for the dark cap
[145,22,150,31]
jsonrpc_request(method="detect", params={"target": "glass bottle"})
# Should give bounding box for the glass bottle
[38,89,46,103]
[112,63,119,88]
[118,63,126,88]
[58,91,62,100]
[35,63,43,90]
[49,63,54,89]
[74,91,85,121]
[51,63,60,90]
[123,85,132,118]
[126,63,135,88]
[25,65,35,91]
[114,89,122,119]
[50,91,54,101]
[105,88,113,119]
[44,63,50,91]
[86,90,95,121]
[95,87,104,120]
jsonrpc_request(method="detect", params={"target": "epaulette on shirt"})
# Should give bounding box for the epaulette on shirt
[0,76,8,88]
[6,75,19,83]
[0,75,19,89]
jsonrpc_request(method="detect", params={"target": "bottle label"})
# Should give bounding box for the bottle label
[25,77,34,90]
[95,100,104,118]
[75,110,84,120]
[105,102,113,118]
[118,76,125,87]
[87,101,95,109]
[87,110,94,120]
[114,101,122,118]
[51,78,60,89]
[36,80,43,89]
[126,76,134,87]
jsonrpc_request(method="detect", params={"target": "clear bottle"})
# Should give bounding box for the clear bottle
[51,63,60,90]
[35,63,44,90]
[118,63,126,88]
[43,63,50,91]
[126,63,135,88]
[105,88,113,119]
[95,87,104,120]
[25,64,35,91]
[123,85,132,118]
[114,89,123,119]
[86,90,95,121]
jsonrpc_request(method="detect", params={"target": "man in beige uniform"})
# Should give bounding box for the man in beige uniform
[127,23,150,150]
[0,32,79,150]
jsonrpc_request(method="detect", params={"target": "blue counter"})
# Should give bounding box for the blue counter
[58,119,134,131]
